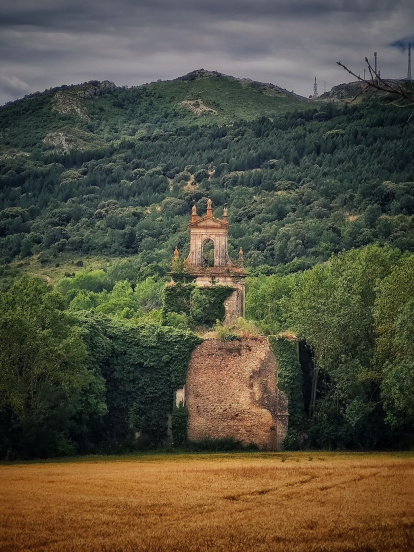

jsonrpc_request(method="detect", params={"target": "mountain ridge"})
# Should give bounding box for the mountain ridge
[1,69,309,110]
[3,67,412,113]
[0,69,312,156]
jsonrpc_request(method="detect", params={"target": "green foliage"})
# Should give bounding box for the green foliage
[214,320,241,342]
[1,80,414,274]
[171,404,188,447]
[106,260,167,287]
[2,244,413,455]
[0,276,105,458]
[269,335,304,429]
[56,269,166,320]
[162,283,194,319]
[287,245,403,448]
[75,313,202,449]
[246,273,298,334]
[189,286,234,327]
[374,255,414,365]
[56,269,111,298]
[162,311,190,330]
[1,74,414,453]
[249,245,413,449]
[169,258,194,283]
[380,359,414,432]
[162,283,234,328]
[282,429,306,451]
[375,256,414,429]
[0,272,201,457]
[269,333,308,450]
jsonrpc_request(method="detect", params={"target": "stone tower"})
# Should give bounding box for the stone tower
[185,200,246,323]
[172,201,289,451]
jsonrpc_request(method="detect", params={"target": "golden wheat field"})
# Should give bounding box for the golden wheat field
[0,452,413,552]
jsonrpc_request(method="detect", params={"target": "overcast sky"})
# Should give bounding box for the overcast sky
[1,0,413,106]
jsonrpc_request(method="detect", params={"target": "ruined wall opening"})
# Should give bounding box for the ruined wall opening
[202,239,215,267]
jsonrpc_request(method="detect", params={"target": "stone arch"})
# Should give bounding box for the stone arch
[183,201,246,322]
[202,238,215,267]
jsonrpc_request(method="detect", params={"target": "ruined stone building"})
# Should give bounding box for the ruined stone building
[172,201,289,451]
[184,199,246,323]
[185,337,289,451]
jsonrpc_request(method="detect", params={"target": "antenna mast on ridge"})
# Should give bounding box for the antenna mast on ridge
[408,43,412,81]
[313,76,318,98]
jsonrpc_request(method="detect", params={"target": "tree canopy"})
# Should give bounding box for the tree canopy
[0,276,105,458]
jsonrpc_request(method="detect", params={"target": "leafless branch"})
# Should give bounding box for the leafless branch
[337,58,414,104]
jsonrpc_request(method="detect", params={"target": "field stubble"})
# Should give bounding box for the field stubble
[0,452,413,552]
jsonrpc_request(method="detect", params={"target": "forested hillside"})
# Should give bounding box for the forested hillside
[1,72,413,282]
[1,71,414,458]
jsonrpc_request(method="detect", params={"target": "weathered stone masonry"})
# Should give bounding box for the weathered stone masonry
[184,337,289,451]
[171,202,289,450]
[185,200,246,323]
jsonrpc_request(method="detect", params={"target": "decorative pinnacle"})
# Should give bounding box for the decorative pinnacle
[174,247,179,258]
[206,198,213,218]
[223,204,228,220]
[191,204,198,223]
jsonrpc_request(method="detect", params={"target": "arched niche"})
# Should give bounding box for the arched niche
[202,239,215,267]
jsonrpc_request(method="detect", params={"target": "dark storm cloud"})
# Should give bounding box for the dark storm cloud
[0,0,413,105]
[390,37,414,52]
[0,0,406,28]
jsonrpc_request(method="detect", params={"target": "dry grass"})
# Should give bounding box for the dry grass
[1,452,413,551]
[207,318,264,341]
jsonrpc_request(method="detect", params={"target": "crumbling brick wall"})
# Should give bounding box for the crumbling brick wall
[186,337,288,451]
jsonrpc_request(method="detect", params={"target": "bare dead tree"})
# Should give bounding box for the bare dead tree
[337,57,414,105]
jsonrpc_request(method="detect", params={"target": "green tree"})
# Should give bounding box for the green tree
[375,255,414,430]
[287,245,400,447]
[246,273,297,334]
[0,276,105,458]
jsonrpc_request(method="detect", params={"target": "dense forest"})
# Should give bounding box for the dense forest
[0,72,413,458]
[1,73,413,277]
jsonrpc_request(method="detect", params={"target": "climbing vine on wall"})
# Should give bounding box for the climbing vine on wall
[76,312,202,449]
[162,283,195,318]
[190,286,235,326]
[171,404,189,447]
[162,283,235,327]
[269,333,306,448]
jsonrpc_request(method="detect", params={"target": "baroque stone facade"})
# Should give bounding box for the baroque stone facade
[185,200,246,323]
[170,202,289,450]
[184,337,289,451]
